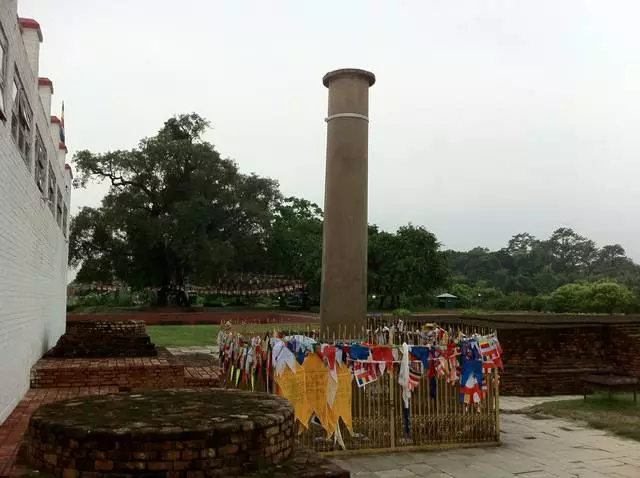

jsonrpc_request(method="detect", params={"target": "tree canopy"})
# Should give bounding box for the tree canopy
[70,114,449,307]
[446,227,640,296]
[71,114,281,289]
[70,113,640,313]
[368,225,448,309]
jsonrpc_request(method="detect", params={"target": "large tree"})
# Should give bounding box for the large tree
[264,197,324,298]
[70,114,281,294]
[368,224,448,309]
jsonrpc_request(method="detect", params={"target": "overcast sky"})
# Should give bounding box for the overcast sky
[19,0,640,261]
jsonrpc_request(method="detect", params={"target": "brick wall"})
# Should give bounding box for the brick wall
[606,324,640,376]
[30,358,185,389]
[0,2,71,424]
[435,315,640,396]
[498,325,609,395]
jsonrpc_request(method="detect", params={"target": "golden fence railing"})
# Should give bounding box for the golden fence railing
[220,317,500,454]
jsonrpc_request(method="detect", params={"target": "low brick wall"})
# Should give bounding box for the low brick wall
[67,310,319,326]
[30,358,185,389]
[65,321,147,336]
[26,390,298,478]
[432,315,640,396]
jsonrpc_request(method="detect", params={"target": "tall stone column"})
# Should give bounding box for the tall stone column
[320,68,375,340]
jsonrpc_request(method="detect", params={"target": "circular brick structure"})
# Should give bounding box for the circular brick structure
[27,389,295,477]
[45,320,157,357]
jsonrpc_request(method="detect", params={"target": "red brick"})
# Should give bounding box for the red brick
[173,461,189,470]
[161,450,180,461]
[148,461,172,471]
[62,468,78,478]
[181,449,199,461]
[94,460,113,471]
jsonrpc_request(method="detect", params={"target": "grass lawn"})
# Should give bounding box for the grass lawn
[147,323,316,347]
[528,393,640,442]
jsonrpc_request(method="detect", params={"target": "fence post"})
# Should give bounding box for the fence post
[495,370,501,442]
[389,327,396,449]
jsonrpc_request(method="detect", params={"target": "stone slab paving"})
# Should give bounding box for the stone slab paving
[166,345,218,355]
[334,397,640,478]
[499,395,581,412]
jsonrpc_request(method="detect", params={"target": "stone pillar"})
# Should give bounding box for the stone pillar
[320,68,375,340]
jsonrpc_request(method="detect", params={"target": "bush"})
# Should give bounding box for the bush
[401,294,437,310]
[202,294,229,307]
[549,283,591,313]
[531,295,551,312]
[115,287,133,307]
[549,280,634,314]
[392,308,412,317]
[485,292,533,311]
[588,280,634,313]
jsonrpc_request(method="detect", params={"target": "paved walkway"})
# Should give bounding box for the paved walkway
[334,397,640,477]
[498,395,580,412]
[166,346,218,355]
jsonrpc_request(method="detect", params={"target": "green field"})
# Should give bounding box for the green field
[528,393,640,442]
[146,323,316,347]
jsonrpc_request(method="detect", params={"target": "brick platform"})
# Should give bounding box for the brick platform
[1,351,221,478]
[184,367,219,387]
[30,357,220,390]
[30,358,184,389]
[26,389,296,477]
[45,321,157,358]
[0,388,119,478]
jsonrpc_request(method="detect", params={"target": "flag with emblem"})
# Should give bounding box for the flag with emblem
[59,102,65,144]
[353,362,378,388]
[479,334,503,371]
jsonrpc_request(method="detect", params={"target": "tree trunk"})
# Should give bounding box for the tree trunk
[157,286,168,307]
[302,288,310,311]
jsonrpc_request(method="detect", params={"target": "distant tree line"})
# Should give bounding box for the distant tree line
[446,229,640,313]
[69,113,640,313]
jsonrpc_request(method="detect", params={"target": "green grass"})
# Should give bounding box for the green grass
[147,325,221,347]
[146,323,316,347]
[528,393,640,442]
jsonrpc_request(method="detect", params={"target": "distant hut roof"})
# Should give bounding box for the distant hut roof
[437,293,458,299]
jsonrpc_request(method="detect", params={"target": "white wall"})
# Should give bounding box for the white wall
[0,1,70,424]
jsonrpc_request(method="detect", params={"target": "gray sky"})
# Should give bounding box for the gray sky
[20,0,640,261]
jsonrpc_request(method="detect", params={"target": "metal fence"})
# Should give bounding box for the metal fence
[223,317,500,454]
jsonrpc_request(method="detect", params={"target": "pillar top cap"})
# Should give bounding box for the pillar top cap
[323,68,375,88]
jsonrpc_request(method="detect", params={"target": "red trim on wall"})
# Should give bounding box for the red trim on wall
[59,142,68,153]
[64,164,73,179]
[51,116,61,124]
[18,18,43,42]
[38,77,54,94]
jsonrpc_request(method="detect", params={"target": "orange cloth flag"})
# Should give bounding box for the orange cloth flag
[274,362,311,430]
[275,353,353,436]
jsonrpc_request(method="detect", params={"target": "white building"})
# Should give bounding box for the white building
[0,1,71,423]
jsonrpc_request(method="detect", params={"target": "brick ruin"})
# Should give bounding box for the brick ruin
[45,320,158,358]
[24,389,348,478]
[434,315,640,396]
